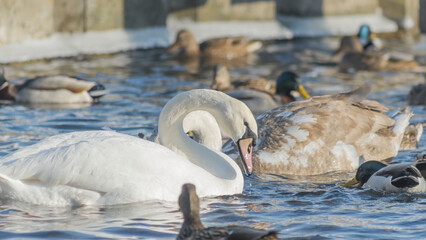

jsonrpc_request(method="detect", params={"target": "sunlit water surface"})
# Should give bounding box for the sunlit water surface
[0,37,425,239]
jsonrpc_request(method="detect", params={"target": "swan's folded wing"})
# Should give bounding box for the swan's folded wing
[0,131,185,194]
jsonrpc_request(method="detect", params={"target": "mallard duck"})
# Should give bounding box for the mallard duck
[333,24,381,59]
[168,29,262,59]
[333,25,418,72]
[0,70,107,104]
[223,83,412,176]
[212,65,310,115]
[343,160,426,192]
[400,123,423,150]
[407,80,426,105]
[177,183,279,240]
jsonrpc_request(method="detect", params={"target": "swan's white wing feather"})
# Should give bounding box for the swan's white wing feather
[0,131,233,204]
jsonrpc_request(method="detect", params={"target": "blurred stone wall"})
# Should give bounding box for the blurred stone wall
[0,0,423,46]
[420,0,426,33]
[0,0,167,45]
[276,0,378,16]
[379,0,420,34]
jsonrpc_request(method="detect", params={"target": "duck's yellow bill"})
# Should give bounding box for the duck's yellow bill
[370,33,377,39]
[342,177,358,187]
[298,85,310,99]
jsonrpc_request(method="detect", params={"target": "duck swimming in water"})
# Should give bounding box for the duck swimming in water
[0,69,107,104]
[177,183,279,240]
[211,65,310,115]
[333,25,418,72]
[343,160,426,193]
[168,29,262,60]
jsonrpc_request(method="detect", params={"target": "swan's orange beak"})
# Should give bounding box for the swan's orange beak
[238,138,254,176]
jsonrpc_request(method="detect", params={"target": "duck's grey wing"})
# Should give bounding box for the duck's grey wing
[375,163,422,188]
[227,89,279,115]
[20,75,95,92]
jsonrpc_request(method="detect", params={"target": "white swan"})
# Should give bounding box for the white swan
[0,89,257,206]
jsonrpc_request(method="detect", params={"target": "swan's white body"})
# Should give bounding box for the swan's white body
[0,89,257,206]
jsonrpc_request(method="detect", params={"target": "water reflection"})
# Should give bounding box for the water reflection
[0,37,425,238]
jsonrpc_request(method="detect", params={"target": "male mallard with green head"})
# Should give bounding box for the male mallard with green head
[168,30,262,60]
[333,25,418,72]
[211,65,310,115]
[177,183,279,240]
[343,160,426,192]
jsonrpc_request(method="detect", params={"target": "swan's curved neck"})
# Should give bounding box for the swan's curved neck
[158,91,239,179]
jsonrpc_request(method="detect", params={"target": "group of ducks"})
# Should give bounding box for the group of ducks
[0,26,424,239]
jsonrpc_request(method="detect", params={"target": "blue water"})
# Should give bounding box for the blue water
[0,38,425,239]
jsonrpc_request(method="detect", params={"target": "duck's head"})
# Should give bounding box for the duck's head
[357,24,377,49]
[357,24,372,40]
[275,71,310,102]
[168,29,199,57]
[343,161,387,187]
[211,64,231,90]
[0,67,16,101]
[178,183,204,229]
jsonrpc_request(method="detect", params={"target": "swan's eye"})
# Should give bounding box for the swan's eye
[244,121,249,126]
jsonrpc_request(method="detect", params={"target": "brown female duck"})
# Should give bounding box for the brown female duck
[177,183,279,240]
[168,30,262,60]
